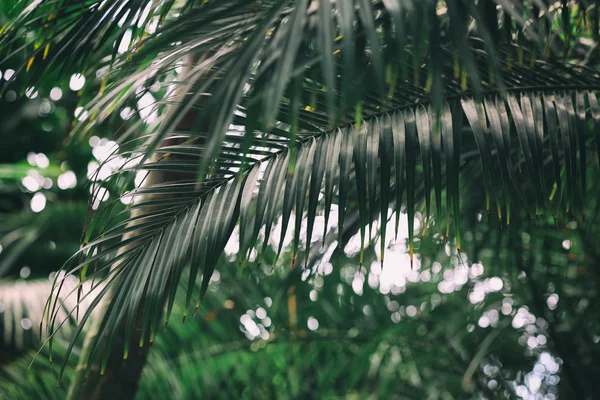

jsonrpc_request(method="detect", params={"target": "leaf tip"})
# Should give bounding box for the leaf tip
[26,56,35,72]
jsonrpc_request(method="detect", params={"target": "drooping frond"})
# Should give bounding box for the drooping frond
[47,64,600,382]
[4,0,600,381]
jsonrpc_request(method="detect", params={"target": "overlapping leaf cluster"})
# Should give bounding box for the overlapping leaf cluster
[3,0,600,382]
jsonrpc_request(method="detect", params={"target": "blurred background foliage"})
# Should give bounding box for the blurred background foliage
[1,1,600,399]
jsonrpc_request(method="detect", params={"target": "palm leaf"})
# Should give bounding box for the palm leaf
[4,0,600,382]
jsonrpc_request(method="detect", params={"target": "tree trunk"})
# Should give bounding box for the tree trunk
[67,57,198,399]
[66,289,150,399]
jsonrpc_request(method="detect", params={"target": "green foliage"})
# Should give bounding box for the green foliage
[1,1,600,399]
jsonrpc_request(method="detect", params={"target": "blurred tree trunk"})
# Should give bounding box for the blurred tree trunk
[67,57,198,400]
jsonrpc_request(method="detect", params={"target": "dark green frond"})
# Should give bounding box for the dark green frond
[5,0,600,383]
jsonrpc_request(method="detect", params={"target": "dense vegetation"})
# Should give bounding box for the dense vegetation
[1,1,600,399]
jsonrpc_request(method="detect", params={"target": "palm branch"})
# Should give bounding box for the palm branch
[3,0,600,390]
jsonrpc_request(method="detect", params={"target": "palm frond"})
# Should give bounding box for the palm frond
[0,0,194,79]
[5,0,600,382]
[52,84,600,382]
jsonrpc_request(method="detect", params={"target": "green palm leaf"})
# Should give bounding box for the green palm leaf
[4,0,600,386]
